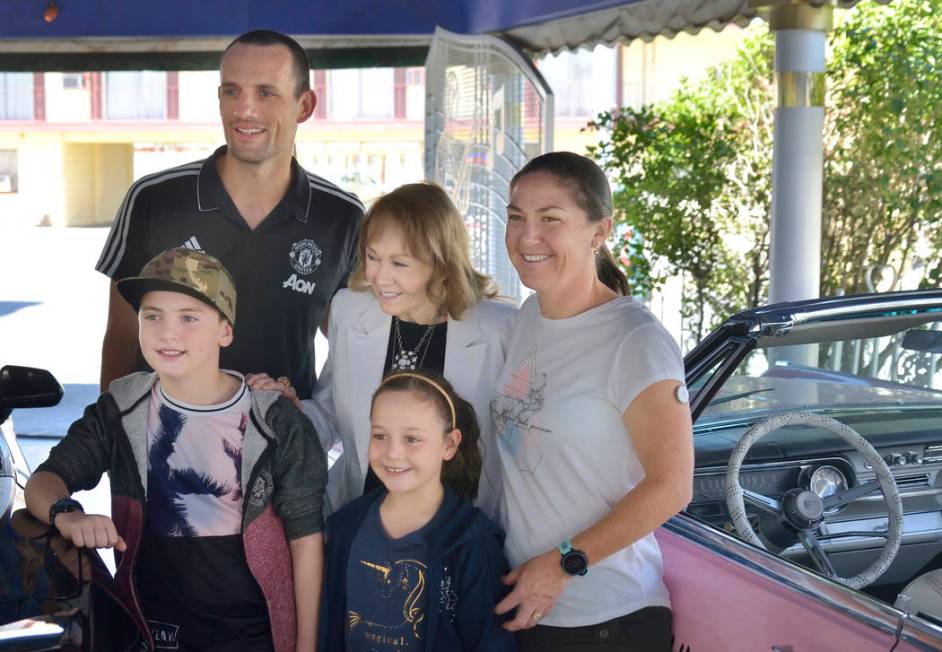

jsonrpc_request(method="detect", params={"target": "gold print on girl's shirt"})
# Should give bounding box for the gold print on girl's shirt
[347,558,428,648]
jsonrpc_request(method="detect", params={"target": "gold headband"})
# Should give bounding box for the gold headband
[380,372,456,430]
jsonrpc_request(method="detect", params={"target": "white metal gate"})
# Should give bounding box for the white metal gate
[425,27,553,302]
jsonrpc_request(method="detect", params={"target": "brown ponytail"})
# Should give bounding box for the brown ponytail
[596,245,629,296]
[443,393,483,500]
[372,370,483,501]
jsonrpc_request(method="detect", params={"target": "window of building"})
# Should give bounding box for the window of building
[176,71,220,123]
[327,68,394,119]
[0,73,34,120]
[404,66,425,121]
[104,71,167,119]
[0,150,18,193]
[61,73,84,90]
[538,45,617,118]
[406,68,424,85]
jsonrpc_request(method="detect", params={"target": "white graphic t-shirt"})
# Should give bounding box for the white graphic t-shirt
[491,295,686,627]
[136,373,273,650]
[146,377,250,536]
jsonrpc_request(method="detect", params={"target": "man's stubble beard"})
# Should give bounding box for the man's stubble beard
[227,143,271,166]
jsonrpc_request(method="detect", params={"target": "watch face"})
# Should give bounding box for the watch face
[563,551,588,575]
[49,497,82,527]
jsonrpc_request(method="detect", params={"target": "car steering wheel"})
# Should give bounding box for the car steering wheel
[725,411,902,590]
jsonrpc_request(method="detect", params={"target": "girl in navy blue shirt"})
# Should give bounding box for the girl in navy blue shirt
[319,370,516,651]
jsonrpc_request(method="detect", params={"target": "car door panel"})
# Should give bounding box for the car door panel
[657,518,906,651]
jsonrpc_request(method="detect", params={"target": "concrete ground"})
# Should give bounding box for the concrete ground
[0,224,109,438]
[1,223,113,566]
[0,224,110,458]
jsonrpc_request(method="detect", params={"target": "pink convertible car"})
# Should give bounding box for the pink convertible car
[665,290,942,651]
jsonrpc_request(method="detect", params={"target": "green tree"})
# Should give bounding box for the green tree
[588,0,942,344]
[823,0,942,296]
[708,33,774,311]
[587,31,773,344]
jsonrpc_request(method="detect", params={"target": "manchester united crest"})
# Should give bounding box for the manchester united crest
[289,239,322,275]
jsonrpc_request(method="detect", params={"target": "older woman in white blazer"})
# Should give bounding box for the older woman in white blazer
[301,182,516,518]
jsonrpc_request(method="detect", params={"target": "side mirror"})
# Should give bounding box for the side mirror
[0,366,63,416]
[901,329,942,354]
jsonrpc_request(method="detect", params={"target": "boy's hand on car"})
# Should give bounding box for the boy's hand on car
[54,512,127,552]
[246,372,302,409]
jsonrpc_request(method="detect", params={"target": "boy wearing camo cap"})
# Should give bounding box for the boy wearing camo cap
[25,247,326,652]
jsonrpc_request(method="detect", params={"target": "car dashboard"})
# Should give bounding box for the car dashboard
[689,406,942,590]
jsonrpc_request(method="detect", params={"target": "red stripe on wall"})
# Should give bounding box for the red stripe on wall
[166,71,179,120]
[313,70,327,120]
[32,73,45,121]
[394,67,406,120]
[90,72,102,120]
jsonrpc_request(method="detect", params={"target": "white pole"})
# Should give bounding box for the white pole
[767,22,828,305]
[761,2,833,370]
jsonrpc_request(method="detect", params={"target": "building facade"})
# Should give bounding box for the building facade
[0,25,750,228]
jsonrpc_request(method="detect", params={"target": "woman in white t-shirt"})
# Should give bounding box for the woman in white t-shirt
[491,152,694,651]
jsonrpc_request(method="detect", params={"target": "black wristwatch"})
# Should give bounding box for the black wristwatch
[49,497,83,528]
[558,540,589,577]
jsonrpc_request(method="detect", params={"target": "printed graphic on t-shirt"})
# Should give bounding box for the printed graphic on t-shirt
[126,620,181,651]
[347,558,428,650]
[491,349,550,474]
[147,392,248,537]
[439,566,457,623]
[149,620,181,649]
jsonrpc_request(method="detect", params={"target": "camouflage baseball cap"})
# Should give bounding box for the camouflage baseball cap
[117,248,237,324]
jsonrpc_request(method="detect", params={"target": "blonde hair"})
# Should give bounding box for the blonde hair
[348,182,498,319]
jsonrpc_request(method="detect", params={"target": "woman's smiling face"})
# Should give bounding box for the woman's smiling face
[363,217,438,324]
[505,170,609,297]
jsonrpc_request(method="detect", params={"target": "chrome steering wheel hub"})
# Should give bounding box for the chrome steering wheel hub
[782,488,825,530]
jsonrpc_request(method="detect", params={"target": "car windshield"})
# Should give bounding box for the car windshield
[698,319,942,430]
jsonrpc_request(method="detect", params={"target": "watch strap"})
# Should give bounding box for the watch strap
[558,540,589,576]
[49,497,83,528]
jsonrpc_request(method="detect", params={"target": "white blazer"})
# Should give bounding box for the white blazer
[302,288,517,518]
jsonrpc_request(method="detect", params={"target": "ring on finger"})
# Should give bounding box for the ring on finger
[276,376,292,390]
[530,611,544,622]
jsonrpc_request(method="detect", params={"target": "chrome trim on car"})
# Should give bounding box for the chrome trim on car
[786,296,942,326]
[857,486,940,502]
[695,404,942,435]
[661,514,935,643]
[696,458,847,475]
[899,613,942,650]
[685,291,942,378]
[694,458,851,487]
[742,290,942,326]
[782,524,942,556]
